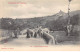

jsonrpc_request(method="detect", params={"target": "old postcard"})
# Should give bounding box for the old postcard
[0,0,80,51]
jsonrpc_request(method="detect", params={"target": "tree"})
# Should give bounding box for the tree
[70,14,79,25]
[1,18,18,30]
[45,18,68,31]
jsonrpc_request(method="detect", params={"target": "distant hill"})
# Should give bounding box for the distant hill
[0,10,80,30]
[13,10,80,30]
[70,10,80,16]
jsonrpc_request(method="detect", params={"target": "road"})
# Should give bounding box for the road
[0,35,47,47]
[0,34,80,47]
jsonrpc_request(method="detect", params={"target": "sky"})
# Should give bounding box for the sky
[0,0,80,19]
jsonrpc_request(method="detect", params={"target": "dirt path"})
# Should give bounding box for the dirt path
[0,34,80,47]
[0,35,47,47]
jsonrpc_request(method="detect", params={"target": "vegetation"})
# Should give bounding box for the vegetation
[0,10,80,32]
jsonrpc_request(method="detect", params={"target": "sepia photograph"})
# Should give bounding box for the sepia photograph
[0,0,80,51]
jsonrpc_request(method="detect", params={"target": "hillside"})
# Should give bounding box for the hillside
[19,10,80,29]
[0,10,80,30]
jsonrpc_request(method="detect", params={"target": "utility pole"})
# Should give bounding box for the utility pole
[67,0,72,36]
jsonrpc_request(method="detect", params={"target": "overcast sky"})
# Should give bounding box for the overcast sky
[0,0,80,18]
